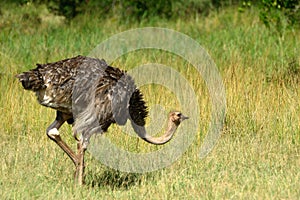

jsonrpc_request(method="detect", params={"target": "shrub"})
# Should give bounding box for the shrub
[242,0,300,32]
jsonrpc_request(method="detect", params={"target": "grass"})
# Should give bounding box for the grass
[0,3,299,199]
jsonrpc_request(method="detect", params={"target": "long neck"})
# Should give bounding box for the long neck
[131,119,178,145]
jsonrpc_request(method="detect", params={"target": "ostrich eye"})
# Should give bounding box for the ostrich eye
[176,113,182,117]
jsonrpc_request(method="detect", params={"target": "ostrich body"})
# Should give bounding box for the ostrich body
[16,55,188,185]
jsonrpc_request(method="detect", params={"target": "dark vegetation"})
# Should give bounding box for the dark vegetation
[5,0,300,27]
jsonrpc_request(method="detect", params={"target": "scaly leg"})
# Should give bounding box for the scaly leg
[75,140,86,185]
[46,111,78,166]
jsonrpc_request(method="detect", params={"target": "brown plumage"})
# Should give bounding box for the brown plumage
[16,55,188,185]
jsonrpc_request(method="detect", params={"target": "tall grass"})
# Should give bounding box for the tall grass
[0,3,299,199]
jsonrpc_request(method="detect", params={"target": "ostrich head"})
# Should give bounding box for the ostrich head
[169,111,189,126]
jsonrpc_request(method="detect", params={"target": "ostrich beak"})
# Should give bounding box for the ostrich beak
[181,114,189,121]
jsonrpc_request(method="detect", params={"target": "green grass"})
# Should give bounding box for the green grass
[0,3,299,199]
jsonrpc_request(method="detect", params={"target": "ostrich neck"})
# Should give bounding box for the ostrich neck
[131,119,178,145]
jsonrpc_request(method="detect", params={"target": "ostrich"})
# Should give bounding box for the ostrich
[16,55,188,185]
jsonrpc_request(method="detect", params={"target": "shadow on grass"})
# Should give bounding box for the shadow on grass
[86,169,147,189]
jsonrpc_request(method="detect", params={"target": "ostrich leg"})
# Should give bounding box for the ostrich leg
[46,111,78,166]
[75,141,86,185]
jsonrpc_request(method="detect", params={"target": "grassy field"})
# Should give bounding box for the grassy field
[0,3,299,199]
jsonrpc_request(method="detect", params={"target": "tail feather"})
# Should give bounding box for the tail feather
[16,69,44,91]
